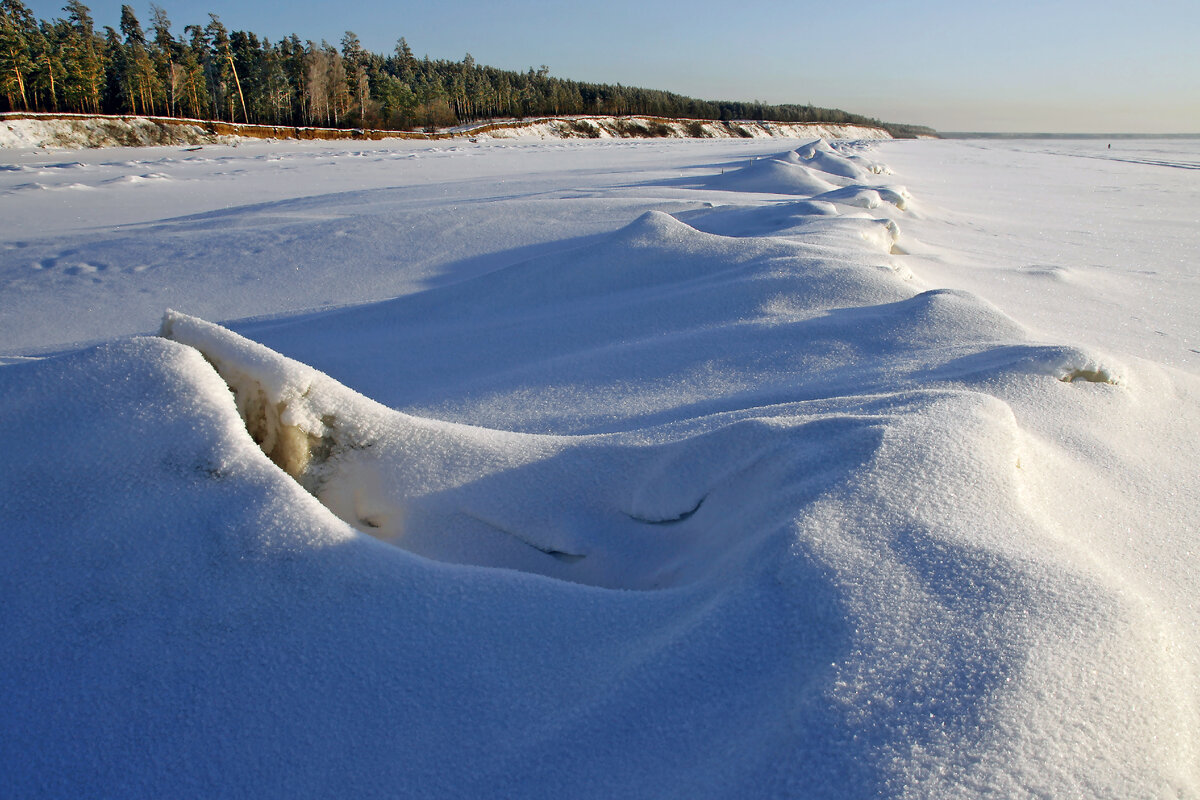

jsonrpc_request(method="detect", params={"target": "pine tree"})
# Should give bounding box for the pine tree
[115,5,158,114]
[341,31,368,123]
[0,0,36,110]
[280,34,306,123]
[178,26,208,118]
[149,4,177,116]
[62,0,102,112]
[204,14,243,121]
[29,21,61,110]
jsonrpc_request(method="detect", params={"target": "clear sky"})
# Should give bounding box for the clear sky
[21,0,1200,133]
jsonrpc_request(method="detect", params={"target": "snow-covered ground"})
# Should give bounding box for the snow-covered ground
[1,134,1198,797]
[0,112,891,150]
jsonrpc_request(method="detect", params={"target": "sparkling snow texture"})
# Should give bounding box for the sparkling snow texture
[2,134,1199,797]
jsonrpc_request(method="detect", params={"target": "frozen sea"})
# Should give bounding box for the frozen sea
[1,133,1198,797]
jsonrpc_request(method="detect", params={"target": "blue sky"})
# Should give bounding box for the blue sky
[22,0,1200,132]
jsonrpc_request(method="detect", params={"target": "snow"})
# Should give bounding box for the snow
[0,113,239,149]
[2,133,1199,797]
[1,111,892,150]
[477,117,893,142]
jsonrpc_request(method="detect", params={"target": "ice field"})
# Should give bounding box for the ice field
[2,132,1198,797]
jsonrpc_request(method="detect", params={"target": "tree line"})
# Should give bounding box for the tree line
[0,1,934,136]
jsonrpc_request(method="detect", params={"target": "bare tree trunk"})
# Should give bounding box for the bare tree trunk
[8,57,27,109]
[227,48,247,122]
[46,60,57,110]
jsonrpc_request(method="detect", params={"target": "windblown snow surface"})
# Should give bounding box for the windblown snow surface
[2,134,1199,797]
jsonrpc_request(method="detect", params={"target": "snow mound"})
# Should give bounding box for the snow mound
[675,202,906,254]
[165,310,885,590]
[5,300,1189,794]
[790,138,890,179]
[699,155,839,195]
[685,141,902,203]
[815,184,912,211]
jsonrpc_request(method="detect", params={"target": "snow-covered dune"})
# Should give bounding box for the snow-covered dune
[1,135,1198,797]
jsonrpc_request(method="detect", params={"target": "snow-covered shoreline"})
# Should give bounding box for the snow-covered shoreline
[2,135,1198,796]
[0,111,892,150]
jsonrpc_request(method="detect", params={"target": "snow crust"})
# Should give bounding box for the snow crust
[2,134,1200,797]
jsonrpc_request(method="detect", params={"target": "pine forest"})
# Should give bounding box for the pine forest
[0,1,933,136]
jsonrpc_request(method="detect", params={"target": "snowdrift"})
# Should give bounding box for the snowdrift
[2,137,1199,797]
